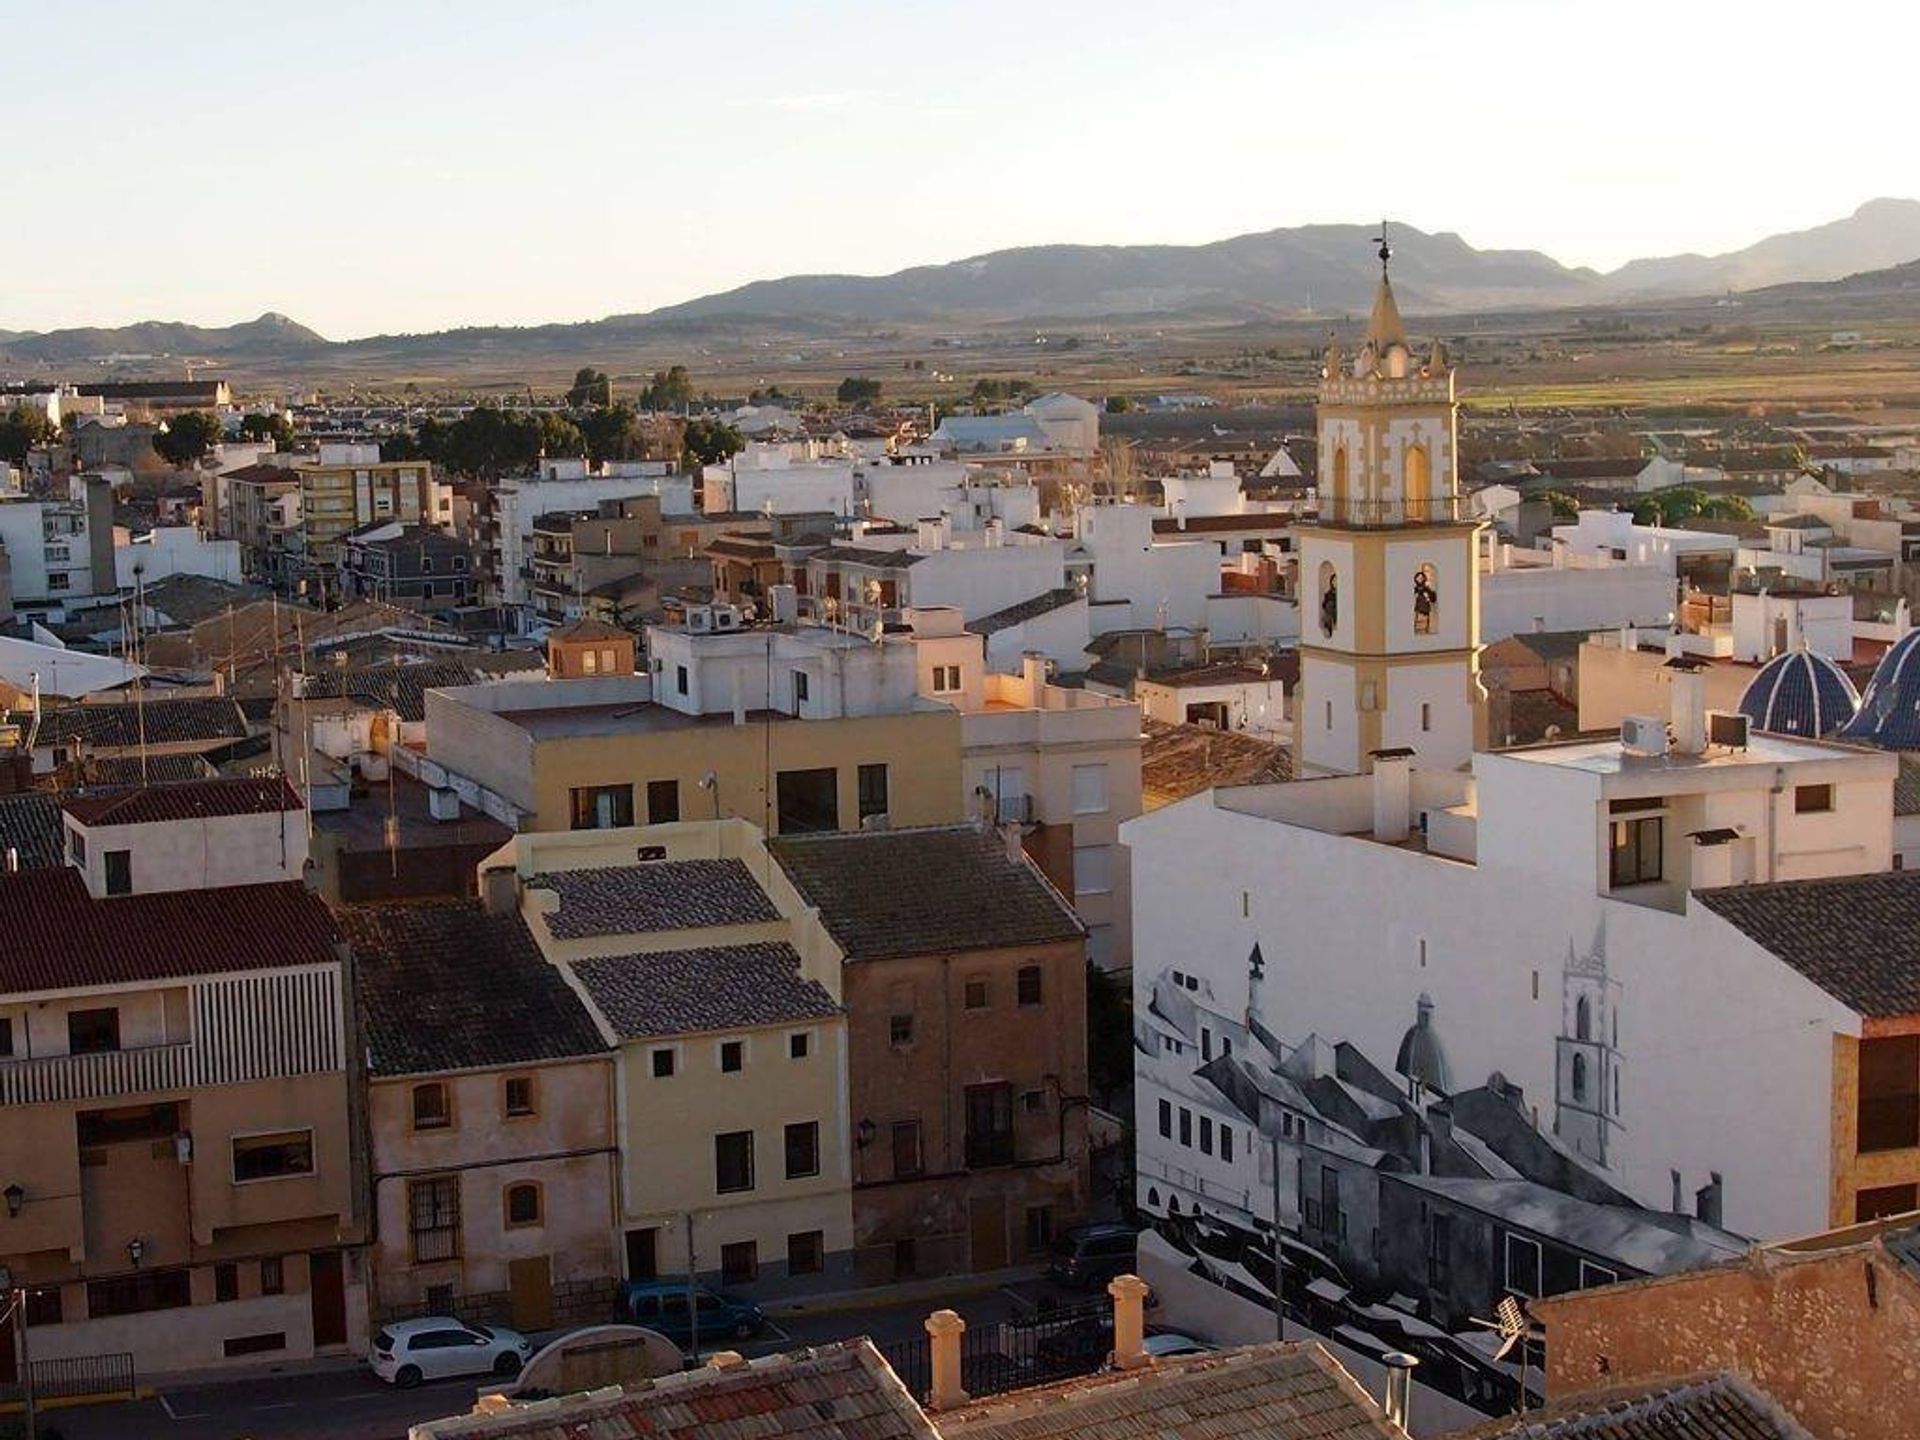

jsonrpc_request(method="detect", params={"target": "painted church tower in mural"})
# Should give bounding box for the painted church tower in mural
[1295,230,1488,775]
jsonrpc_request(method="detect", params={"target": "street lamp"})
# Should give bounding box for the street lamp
[125,1237,145,1268]
[2,1185,21,1219]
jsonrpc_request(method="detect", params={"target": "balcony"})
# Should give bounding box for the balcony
[0,1043,194,1107]
[964,1132,1016,1169]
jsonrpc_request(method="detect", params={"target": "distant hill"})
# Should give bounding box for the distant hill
[0,312,328,363]
[1602,199,1920,297]
[1742,253,1920,301]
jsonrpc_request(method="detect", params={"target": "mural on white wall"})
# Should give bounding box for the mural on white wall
[1133,928,1742,1416]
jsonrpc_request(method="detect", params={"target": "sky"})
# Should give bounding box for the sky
[0,0,1907,338]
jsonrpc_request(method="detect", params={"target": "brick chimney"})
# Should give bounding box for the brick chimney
[1108,1274,1152,1371]
[924,1309,969,1411]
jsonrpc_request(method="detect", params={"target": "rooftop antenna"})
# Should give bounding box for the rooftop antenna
[1470,1295,1540,1414]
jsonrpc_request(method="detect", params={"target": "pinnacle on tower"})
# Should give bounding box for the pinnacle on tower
[1367,221,1409,353]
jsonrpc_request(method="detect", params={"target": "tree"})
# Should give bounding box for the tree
[239,411,295,448]
[433,406,584,480]
[566,367,612,408]
[578,403,640,464]
[1698,494,1755,522]
[1630,485,1712,528]
[1085,962,1132,1107]
[1538,488,1580,522]
[151,410,224,468]
[639,365,694,412]
[1104,394,1133,414]
[681,418,745,469]
[836,376,882,406]
[0,405,55,463]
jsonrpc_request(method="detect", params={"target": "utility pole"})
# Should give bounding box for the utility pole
[684,1213,700,1363]
[0,1268,36,1440]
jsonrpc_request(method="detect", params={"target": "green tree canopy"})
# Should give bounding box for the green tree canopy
[639,365,693,412]
[1103,394,1133,414]
[432,406,584,480]
[566,367,612,408]
[578,403,641,464]
[1630,485,1713,528]
[0,405,56,463]
[1537,488,1580,522]
[682,418,745,469]
[1697,494,1755,522]
[151,410,224,468]
[836,376,882,406]
[238,411,295,448]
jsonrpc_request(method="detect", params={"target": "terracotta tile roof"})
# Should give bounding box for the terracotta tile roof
[940,1342,1400,1440]
[0,870,341,995]
[414,1339,936,1440]
[531,859,778,939]
[0,793,65,870]
[770,824,1084,961]
[1696,871,1920,1017]
[36,697,255,750]
[1453,1372,1808,1439]
[340,901,609,1076]
[60,776,301,827]
[69,754,217,787]
[1141,719,1292,809]
[571,942,839,1040]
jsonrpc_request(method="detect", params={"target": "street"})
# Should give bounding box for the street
[38,1279,1070,1440]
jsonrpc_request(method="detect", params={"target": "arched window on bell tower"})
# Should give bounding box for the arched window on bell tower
[1413,564,1438,636]
[1330,446,1349,518]
[1405,443,1431,519]
[1576,995,1592,1042]
[1571,1052,1589,1103]
[1318,562,1338,638]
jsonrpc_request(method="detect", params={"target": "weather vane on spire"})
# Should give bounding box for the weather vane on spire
[1373,219,1392,279]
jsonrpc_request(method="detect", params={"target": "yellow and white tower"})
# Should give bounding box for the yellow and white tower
[1294,231,1487,775]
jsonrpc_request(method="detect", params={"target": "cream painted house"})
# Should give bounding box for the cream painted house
[483,823,856,1297]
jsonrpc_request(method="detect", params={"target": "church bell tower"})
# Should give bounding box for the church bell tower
[1294,227,1487,775]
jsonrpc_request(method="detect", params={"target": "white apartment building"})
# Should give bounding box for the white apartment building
[1071,504,1221,637]
[480,459,688,610]
[0,472,114,615]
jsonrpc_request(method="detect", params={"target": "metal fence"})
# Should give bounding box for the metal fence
[0,1351,137,1405]
[880,1298,1111,1404]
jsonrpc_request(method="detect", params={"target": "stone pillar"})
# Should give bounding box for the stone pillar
[1109,1274,1152,1370]
[925,1308,969,1411]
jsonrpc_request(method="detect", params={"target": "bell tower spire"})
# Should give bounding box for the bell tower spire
[1293,227,1488,776]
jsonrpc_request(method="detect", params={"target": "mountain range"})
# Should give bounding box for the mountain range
[3,199,1918,369]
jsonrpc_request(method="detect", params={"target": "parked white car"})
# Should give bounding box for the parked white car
[370,1317,534,1387]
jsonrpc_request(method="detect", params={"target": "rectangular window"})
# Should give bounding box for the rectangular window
[412,1083,450,1131]
[504,1076,535,1117]
[785,1120,820,1179]
[932,664,961,694]
[676,664,689,696]
[1025,1204,1055,1254]
[1504,1233,1543,1298]
[87,1268,190,1319]
[215,1263,239,1303]
[889,1013,913,1046]
[964,978,989,1010]
[789,1031,810,1060]
[232,1130,315,1183]
[793,669,811,706]
[964,1082,1014,1168]
[646,779,680,824]
[720,1240,758,1285]
[1578,1260,1619,1288]
[67,828,85,865]
[68,1007,120,1056]
[600,647,618,673]
[651,1047,676,1079]
[1608,815,1663,888]
[1795,783,1834,814]
[1071,763,1110,815]
[1856,1182,1920,1223]
[0,1016,13,1057]
[720,1040,744,1073]
[570,784,634,830]
[787,1230,824,1276]
[1858,1035,1920,1153]
[1428,1212,1453,1288]
[892,1120,923,1179]
[776,767,840,834]
[408,1177,461,1263]
[1073,845,1113,895]
[1178,1108,1192,1147]
[104,849,131,895]
[1157,1098,1172,1139]
[1221,1125,1234,1164]
[715,1131,755,1193]
[857,763,889,821]
[1017,965,1043,1006]
[22,1287,61,1327]
[259,1256,284,1296]
[1199,1116,1214,1156]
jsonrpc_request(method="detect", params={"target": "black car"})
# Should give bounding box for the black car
[1047,1223,1139,1289]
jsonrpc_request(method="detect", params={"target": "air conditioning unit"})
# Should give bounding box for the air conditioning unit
[1706,710,1750,750]
[1621,714,1669,757]
[427,787,461,822]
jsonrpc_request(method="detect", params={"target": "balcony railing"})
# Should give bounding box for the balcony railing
[0,1042,194,1107]
[1310,495,1470,529]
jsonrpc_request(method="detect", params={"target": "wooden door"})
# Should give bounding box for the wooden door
[509,1255,554,1332]
[0,1307,17,1386]
[969,1195,1008,1272]
[309,1250,347,1347]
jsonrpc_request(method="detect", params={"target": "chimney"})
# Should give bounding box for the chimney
[916,517,943,551]
[924,1310,969,1411]
[480,866,518,917]
[1021,650,1048,705]
[1666,656,1708,756]
[1000,821,1024,865]
[1108,1274,1151,1371]
[985,517,1004,548]
[1370,748,1414,844]
[1380,1352,1417,1432]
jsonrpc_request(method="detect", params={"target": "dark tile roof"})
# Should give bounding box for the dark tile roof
[36,696,255,750]
[1142,719,1293,807]
[141,574,271,626]
[771,824,1083,961]
[941,1342,1399,1440]
[571,942,839,1040]
[1696,871,1920,1016]
[1454,1372,1808,1439]
[414,1340,935,1440]
[69,753,217,787]
[295,661,486,723]
[0,870,341,994]
[966,588,1081,636]
[61,776,301,827]
[810,544,924,568]
[0,792,65,869]
[531,859,778,938]
[340,902,609,1076]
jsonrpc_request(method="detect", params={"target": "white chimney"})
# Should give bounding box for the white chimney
[1667,658,1708,756]
[916,517,943,551]
[985,517,1005,548]
[731,667,747,727]
[1021,650,1048,705]
[1381,1352,1417,1432]
[768,583,799,625]
[1371,748,1414,844]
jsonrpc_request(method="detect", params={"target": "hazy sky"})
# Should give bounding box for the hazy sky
[0,0,1905,338]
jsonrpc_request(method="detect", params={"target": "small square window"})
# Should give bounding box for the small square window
[505,1183,541,1227]
[889,1013,913,1047]
[721,1240,758,1286]
[215,1262,238,1303]
[1795,783,1834,814]
[652,1048,676,1078]
[504,1077,534,1118]
[789,1032,810,1060]
[259,1257,284,1296]
[964,979,989,1010]
[720,1040,744,1073]
[1023,1088,1046,1114]
[1025,1204,1055,1253]
[787,1230,824,1276]
[412,1083,450,1130]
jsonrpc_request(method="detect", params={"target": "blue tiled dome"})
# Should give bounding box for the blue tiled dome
[1839,629,1920,749]
[1738,649,1860,738]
